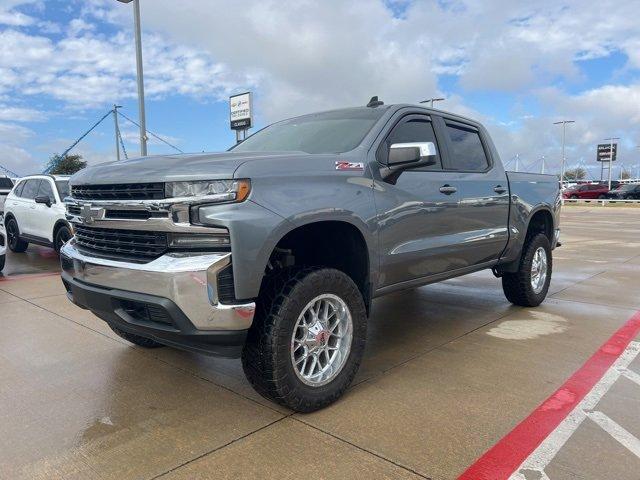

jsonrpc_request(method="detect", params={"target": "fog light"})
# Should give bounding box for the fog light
[168,233,230,249]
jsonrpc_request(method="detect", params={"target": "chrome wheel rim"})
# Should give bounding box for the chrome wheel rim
[290,294,353,387]
[531,246,548,294]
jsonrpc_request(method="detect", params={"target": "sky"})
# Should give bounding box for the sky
[1,0,639,179]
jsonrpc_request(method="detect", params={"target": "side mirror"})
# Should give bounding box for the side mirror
[388,142,437,167]
[35,195,52,208]
[382,142,437,183]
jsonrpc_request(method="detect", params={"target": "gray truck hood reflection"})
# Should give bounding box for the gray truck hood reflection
[70,151,306,185]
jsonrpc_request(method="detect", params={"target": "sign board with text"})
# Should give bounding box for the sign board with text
[596,143,617,162]
[229,92,252,130]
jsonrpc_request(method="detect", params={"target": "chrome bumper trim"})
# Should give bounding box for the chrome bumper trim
[60,239,254,331]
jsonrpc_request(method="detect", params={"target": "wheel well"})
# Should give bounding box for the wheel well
[527,209,553,242]
[264,221,370,310]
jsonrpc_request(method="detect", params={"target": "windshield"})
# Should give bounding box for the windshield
[231,108,385,154]
[0,177,13,189]
[56,180,70,198]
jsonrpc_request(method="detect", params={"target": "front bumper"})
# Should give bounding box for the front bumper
[60,240,255,357]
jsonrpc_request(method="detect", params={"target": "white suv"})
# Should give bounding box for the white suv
[0,175,14,212]
[0,212,6,272]
[4,175,73,254]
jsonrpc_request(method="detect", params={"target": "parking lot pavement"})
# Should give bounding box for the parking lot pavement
[1,206,639,480]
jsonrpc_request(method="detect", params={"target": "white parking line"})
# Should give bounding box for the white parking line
[509,341,640,479]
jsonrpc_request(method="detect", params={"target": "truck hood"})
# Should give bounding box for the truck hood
[70,151,310,185]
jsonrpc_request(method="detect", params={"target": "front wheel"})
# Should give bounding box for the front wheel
[0,254,5,272]
[502,233,552,307]
[6,218,28,253]
[598,194,606,199]
[54,225,73,253]
[242,268,367,412]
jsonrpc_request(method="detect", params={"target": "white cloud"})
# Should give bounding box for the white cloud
[1,0,639,178]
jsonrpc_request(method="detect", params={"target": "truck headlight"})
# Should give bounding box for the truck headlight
[165,179,251,203]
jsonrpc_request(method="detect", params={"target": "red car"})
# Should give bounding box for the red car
[563,183,610,199]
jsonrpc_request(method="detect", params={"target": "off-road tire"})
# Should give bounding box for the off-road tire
[6,218,28,253]
[109,324,165,348]
[242,267,367,413]
[502,233,552,307]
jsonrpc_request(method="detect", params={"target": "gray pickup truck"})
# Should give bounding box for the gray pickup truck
[61,100,560,412]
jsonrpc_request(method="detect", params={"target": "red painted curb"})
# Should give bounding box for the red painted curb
[458,311,640,480]
[0,271,61,282]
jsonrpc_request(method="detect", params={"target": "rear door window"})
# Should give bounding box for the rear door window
[21,179,41,200]
[444,122,490,172]
[12,181,25,197]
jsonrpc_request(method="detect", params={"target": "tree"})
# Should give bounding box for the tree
[46,154,87,175]
[563,167,587,181]
[620,169,631,180]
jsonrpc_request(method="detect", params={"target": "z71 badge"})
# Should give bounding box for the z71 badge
[335,161,364,171]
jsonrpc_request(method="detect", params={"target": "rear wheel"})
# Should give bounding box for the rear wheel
[242,268,367,412]
[598,194,606,199]
[502,233,552,307]
[6,218,28,253]
[109,325,165,348]
[570,194,578,199]
[54,224,72,253]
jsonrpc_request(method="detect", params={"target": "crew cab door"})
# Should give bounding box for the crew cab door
[14,179,40,236]
[373,113,464,287]
[31,179,57,242]
[436,117,510,266]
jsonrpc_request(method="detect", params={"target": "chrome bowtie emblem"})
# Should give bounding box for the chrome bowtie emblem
[81,204,102,224]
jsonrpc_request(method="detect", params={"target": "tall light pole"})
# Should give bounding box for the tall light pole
[117,0,147,156]
[553,120,574,185]
[113,104,122,162]
[604,137,619,190]
[420,97,445,108]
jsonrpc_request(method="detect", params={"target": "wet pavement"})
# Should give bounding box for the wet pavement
[0,206,639,479]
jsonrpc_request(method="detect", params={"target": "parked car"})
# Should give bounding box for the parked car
[605,183,640,200]
[0,212,5,272]
[60,102,561,412]
[0,175,14,212]
[562,183,611,199]
[3,175,73,254]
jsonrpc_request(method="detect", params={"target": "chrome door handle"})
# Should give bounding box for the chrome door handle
[494,185,507,194]
[439,185,457,195]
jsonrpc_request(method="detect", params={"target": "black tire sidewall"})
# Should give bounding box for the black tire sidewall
[520,234,552,305]
[6,218,25,252]
[251,268,367,411]
[54,225,72,253]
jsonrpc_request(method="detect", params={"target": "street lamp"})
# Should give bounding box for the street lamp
[117,0,147,156]
[553,120,575,186]
[420,97,445,108]
[604,137,620,191]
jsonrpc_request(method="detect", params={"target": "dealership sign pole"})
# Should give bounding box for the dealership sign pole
[597,141,618,188]
[230,92,253,144]
[600,138,619,190]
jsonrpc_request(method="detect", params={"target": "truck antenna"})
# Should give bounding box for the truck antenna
[366,96,384,108]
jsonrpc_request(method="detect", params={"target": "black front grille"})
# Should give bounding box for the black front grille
[72,183,165,201]
[74,225,167,261]
[67,205,81,215]
[217,264,236,303]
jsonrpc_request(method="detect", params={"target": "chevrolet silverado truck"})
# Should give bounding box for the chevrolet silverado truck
[60,101,560,412]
